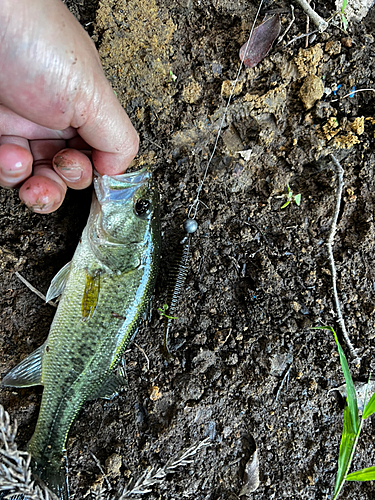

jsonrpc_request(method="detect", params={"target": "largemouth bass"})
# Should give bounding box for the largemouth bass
[2,168,160,499]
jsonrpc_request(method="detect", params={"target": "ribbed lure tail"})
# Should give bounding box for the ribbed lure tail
[163,218,198,356]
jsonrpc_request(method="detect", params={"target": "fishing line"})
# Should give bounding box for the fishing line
[187,0,264,220]
[163,1,264,355]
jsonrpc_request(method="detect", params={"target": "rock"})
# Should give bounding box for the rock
[105,453,122,477]
[299,75,324,110]
[335,0,375,22]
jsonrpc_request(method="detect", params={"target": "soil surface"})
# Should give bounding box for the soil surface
[1,1,375,499]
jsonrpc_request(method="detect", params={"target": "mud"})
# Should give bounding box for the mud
[1,0,375,499]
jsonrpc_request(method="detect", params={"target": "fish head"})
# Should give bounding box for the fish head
[88,168,160,272]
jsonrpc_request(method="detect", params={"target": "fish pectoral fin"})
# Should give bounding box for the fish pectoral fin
[2,344,44,387]
[90,373,126,400]
[46,261,72,303]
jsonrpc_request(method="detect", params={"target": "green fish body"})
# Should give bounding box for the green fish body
[2,169,160,499]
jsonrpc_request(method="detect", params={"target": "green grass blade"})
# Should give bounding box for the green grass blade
[363,393,375,420]
[341,13,348,31]
[346,467,375,481]
[333,329,359,433]
[341,0,347,12]
[313,326,359,432]
[334,404,356,496]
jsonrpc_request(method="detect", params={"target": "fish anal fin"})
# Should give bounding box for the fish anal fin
[82,271,100,321]
[46,261,72,303]
[90,373,126,400]
[2,344,44,387]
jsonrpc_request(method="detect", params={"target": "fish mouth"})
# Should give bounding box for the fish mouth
[94,168,151,204]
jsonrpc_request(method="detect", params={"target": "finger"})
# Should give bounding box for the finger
[66,136,90,151]
[0,105,77,141]
[52,148,93,189]
[76,85,139,176]
[30,139,68,162]
[0,139,33,187]
[21,140,69,214]
[19,166,67,214]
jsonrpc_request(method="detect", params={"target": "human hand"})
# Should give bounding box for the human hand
[0,0,139,213]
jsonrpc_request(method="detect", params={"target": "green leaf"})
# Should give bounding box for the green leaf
[346,466,375,481]
[341,0,347,12]
[334,404,356,495]
[341,13,348,31]
[158,304,178,320]
[363,392,375,420]
[280,200,290,209]
[294,194,301,206]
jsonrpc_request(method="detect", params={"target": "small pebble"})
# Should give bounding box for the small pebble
[299,75,324,110]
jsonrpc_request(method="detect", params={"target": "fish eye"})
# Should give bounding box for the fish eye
[134,198,152,218]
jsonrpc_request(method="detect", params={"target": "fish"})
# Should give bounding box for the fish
[1,168,161,499]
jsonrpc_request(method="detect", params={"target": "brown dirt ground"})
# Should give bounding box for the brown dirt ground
[1,0,375,499]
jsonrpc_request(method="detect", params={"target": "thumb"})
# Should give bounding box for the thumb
[77,85,139,176]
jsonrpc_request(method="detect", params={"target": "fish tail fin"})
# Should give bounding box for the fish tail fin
[31,456,69,500]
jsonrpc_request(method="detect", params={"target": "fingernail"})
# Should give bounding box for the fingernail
[0,162,28,184]
[27,200,55,213]
[55,165,83,182]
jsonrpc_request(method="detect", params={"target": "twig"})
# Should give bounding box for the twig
[274,364,293,404]
[283,29,318,47]
[14,271,57,308]
[277,5,295,44]
[143,137,162,150]
[89,452,112,492]
[119,437,211,498]
[294,0,328,32]
[305,0,310,48]
[274,346,304,405]
[134,343,150,371]
[328,155,357,358]
[0,405,55,500]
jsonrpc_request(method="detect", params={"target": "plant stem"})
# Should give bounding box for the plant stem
[294,0,329,32]
[328,155,357,358]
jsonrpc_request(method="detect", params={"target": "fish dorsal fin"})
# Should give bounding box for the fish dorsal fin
[45,261,72,303]
[2,344,44,387]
